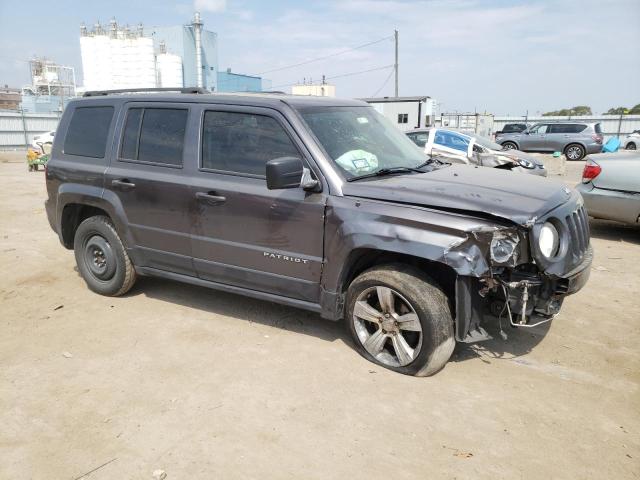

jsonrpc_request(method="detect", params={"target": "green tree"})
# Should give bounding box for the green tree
[542,105,592,116]
[605,107,629,115]
[629,104,640,114]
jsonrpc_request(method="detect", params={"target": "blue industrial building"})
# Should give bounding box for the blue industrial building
[21,95,71,114]
[217,69,263,93]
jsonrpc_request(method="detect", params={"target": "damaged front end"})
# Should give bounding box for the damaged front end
[444,202,592,343]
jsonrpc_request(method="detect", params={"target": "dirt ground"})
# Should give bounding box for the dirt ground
[1,152,639,480]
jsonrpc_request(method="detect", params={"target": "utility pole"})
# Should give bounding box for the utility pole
[394,29,399,97]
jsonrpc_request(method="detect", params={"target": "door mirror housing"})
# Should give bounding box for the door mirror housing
[266,157,303,190]
[266,157,319,191]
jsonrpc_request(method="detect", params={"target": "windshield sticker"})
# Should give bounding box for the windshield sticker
[356,117,369,124]
[352,158,370,169]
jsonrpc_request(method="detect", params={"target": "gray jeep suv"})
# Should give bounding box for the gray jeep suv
[497,122,603,160]
[45,89,592,376]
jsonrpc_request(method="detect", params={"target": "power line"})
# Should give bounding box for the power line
[255,35,394,76]
[371,67,395,97]
[269,64,395,90]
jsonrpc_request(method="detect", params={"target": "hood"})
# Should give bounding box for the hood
[342,164,572,225]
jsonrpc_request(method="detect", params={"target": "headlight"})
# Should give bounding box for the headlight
[490,231,520,263]
[538,222,559,258]
[516,158,535,169]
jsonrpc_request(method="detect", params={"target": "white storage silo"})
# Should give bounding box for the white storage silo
[156,53,184,88]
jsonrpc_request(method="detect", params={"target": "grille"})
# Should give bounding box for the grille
[565,205,590,263]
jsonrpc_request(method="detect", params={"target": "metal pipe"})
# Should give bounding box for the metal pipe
[394,29,398,97]
[193,12,203,88]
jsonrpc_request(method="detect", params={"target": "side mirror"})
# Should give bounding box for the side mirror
[265,157,319,191]
[266,157,302,190]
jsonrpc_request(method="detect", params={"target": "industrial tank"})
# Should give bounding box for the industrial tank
[156,53,184,88]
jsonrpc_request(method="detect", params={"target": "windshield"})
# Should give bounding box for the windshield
[297,106,428,179]
[468,133,505,151]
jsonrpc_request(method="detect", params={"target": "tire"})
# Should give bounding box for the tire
[626,142,637,150]
[564,143,586,161]
[33,164,38,171]
[28,164,33,172]
[73,215,136,296]
[345,264,455,377]
[502,141,517,150]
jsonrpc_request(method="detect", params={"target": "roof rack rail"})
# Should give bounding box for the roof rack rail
[83,87,209,97]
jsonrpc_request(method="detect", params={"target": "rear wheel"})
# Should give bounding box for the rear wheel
[346,264,455,376]
[502,141,517,150]
[73,215,136,296]
[564,143,586,161]
[626,142,637,150]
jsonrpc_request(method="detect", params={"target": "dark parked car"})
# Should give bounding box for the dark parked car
[495,123,528,139]
[45,89,592,376]
[496,122,603,160]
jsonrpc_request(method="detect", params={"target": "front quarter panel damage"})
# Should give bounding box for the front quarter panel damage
[321,196,532,341]
[322,197,509,292]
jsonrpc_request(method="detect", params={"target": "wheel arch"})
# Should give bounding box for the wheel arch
[500,139,520,149]
[56,185,132,250]
[60,203,111,248]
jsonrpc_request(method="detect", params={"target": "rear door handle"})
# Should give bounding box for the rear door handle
[196,191,226,206]
[112,179,136,190]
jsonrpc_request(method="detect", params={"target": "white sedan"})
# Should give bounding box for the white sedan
[406,127,547,176]
[623,130,639,150]
[31,130,55,150]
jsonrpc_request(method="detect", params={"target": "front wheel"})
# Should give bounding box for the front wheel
[564,143,586,161]
[73,215,136,296]
[346,264,455,376]
[502,141,517,150]
[626,142,637,150]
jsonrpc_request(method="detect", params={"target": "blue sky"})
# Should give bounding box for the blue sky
[1,0,638,114]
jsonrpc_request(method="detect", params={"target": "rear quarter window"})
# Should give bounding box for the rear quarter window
[549,124,587,134]
[594,123,602,134]
[63,106,114,158]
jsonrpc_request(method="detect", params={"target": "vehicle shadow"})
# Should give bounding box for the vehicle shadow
[132,276,347,344]
[588,219,640,245]
[77,268,557,362]
[451,316,552,364]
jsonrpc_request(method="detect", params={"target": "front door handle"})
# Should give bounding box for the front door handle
[196,191,226,206]
[112,179,136,190]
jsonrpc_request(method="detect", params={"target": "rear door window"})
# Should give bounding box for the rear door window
[63,106,114,158]
[119,107,188,166]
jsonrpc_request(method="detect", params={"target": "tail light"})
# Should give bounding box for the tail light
[592,134,603,144]
[582,161,601,183]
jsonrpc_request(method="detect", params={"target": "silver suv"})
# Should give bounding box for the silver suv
[496,122,603,160]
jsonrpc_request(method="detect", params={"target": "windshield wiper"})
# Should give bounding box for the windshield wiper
[347,166,425,182]
[415,155,448,168]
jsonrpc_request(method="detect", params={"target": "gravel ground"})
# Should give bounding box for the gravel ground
[1,153,639,480]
